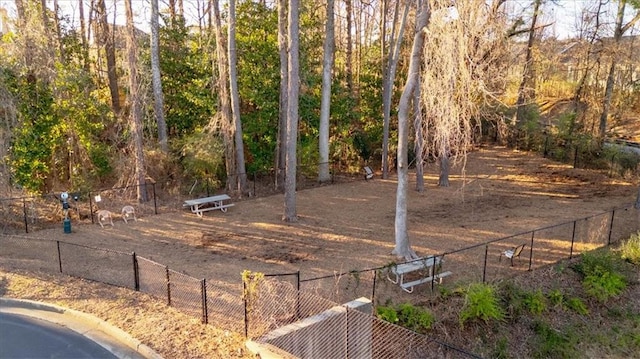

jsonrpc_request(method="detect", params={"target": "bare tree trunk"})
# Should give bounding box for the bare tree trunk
[169,0,177,23]
[228,0,248,195]
[96,0,121,114]
[394,0,430,260]
[212,0,235,190]
[151,0,168,152]
[276,0,288,192]
[283,0,300,222]
[438,153,450,187]
[345,0,353,91]
[514,0,541,127]
[381,0,410,179]
[570,1,605,135]
[78,0,90,71]
[125,0,148,202]
[599,0,640,138]
[318,0,335,183]
[414,68,424,193]
[53,0,65,61]
[15,0,33,70]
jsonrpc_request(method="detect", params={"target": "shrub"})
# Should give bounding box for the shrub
[524,290,547,315]
[547,289,565,309]
[530,320,577,359]
[376,303,434,332]
[574,251,627,302]
[572,251,620,277]
[376,305,398,324]
[583,271,626,302]
[620,232,640,265]
[396,303,435,332]
[565,297,589,315]
[460,283,505,326]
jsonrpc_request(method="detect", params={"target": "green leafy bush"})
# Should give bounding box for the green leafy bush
[583,271,626,302]
[460,283,505,326]
[524,290,547,315]
[620,232,640,265]
[396,303,435,332]
[547,289,565,309]
[376,306,398,324]
[376,303,434,332]
[565,297,589,315]
[574,251,627,302]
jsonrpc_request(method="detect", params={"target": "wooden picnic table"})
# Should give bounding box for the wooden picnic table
[183,194,234,217]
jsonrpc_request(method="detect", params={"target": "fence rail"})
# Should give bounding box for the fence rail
[0,203,637,358]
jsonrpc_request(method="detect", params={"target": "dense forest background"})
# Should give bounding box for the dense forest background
[0,0,638,201]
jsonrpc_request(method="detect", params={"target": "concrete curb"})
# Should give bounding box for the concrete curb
[0,297,163,359]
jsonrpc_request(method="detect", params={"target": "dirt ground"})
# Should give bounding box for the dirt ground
[17,145,638,280]
[2,144,639,358]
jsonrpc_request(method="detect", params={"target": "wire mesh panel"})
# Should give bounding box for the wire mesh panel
[248,277,339,339]
[58,242,134,288]
[609,205,638,245]
[531,222,575,269]
[438,246,485,289]
[484,233,532,283]
[0,199,27,234]
[0,235,59,272]
[205,279,244,332]
[300,269,375,306]
[247,277,300,338]
[260,302,348,358]
[572,212,611,256]
[371,319,447,359]
[137,256,169,299]
[167,269,203,318]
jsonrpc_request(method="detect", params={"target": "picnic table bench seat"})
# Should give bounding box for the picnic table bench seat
[183,194,234,217]
[387,255,452,293]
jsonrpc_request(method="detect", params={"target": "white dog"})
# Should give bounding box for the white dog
[96,210,114,228]
[121,205,137,223]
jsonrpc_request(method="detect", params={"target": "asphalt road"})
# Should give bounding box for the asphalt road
[0,312,117,358]
[0,298,161,359]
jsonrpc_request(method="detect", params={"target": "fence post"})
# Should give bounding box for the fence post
[543,135,549,158]
[166,266,171,306]
[482,245,488,283]
[201,278,208,324]
[153,183,158,215]
[132,252,140,291]
[528,231,535,271]
[569,221,577,259]
[253,172,256,197]
[89,191,94,224]
[243,279,249,338]
[22,198,28,233]
[573,147,578,168]
[296,271,301,320]
[607,209,616,246]
[56,241,62,273]
[371,269,377,308]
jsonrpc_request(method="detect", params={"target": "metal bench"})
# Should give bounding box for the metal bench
[183,194,234,217]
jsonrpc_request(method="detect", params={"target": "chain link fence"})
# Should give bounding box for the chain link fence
[0,203,638,358]
[0,183,160,234]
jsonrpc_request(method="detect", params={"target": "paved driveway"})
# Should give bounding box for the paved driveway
[1,312,117,358]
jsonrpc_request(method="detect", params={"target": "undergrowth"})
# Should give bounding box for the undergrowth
[380,233,639,358]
